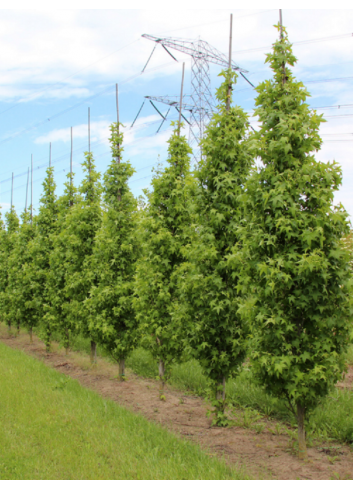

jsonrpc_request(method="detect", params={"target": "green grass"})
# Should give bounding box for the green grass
[0,342,249,480]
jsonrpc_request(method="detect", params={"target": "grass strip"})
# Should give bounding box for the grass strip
[0,342,248,480]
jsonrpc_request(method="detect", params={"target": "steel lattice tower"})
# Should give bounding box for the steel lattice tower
[142,34,251,152]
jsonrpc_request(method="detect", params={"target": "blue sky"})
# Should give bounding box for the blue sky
[1,7,353,222]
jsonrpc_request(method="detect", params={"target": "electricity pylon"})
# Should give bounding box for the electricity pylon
[142,34,252,153]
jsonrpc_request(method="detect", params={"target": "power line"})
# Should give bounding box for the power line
[232,32,353,56]
[0,38,141,118]
[0,56,186,151]
[161,9,275,35]
[0,111,174,180]
[0,10,274,121]
[0,119,175,193]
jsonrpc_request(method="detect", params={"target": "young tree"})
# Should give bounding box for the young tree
[176,70,254,423]
[58,152,102,362]
[47,173,80,353]
[0,207,20,332]
[134,123,193,397]
[0,209,5,324]
[7,210,36,341]
[29,166,58,351]
[85,124,140,377]
[237,25,353,458]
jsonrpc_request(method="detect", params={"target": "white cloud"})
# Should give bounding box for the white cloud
[32,114,181,161]
[0,9,352,103]
[34,120,112,145]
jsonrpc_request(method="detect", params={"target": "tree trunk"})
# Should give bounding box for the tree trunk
[297,402,307,459]
[45,330,51,353]
[29,327,33,344]
[159,360,165,398]
[90,340,97,365]
[216,376,226,403]
[119,358,125,381]
[8,320,11,335]
[17,322,20,336]
[65,329,69,355]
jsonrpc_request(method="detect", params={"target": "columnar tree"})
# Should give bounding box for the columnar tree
[0,210,5,323]
[238,25,353,458]
[0,207,19,332]
[48,173,80,353]
[30,166,58,351]
[59,152,102,362]
[85,124,139,377]
[177,71,253,423]
[134,123,193,396]
[7,210,36,341]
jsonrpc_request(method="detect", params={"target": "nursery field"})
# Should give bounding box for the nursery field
[1,23,353,481]
[1,324,353,480]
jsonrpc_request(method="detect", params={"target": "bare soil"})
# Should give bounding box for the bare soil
[1,326,353,480]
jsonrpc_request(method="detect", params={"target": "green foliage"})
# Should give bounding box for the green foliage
[0,210,5,322]
[6,211,37,335]
[47,173,81,350]
[134,123,194,373]
[29,167,58,349]
[54,153,102,342]
[236,25,353,420]
[176,70,253,419]
[85,124,140,363]
[0,208,20,327]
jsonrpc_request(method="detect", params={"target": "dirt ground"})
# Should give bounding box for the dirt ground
[1,326,353,480]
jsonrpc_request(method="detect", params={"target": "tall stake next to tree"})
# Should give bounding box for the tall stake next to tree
[6,209,36,342]
[30,162,58,352]
[0,207,20,334]
[59,130,102,364]
[86,86,140,378]
[238,24,353,459]
[134,63,194,399]
[48,169,80,355]
[87,107,97,365]
[177,62,253,424]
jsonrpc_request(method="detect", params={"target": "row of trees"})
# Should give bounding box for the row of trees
[1,25,352,459]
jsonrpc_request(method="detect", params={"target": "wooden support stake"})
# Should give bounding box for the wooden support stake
[279,9,286,85]
[88,108,91,179]
[11,172,13,210]
[70,127,73,206]
[31,155,33,224]
[116,83,119,132]
[116,83,121,202]
[159,360,165,398]
[297,402,307,459]
[25,167,29,213]
[226,13,233,112]
[88,107,91,155]
[116,83,120,164]
[178,62,185,136]
[90,340,97,365]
